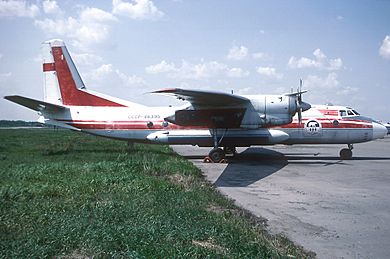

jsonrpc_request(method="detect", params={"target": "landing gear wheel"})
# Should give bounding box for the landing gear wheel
[224,146,237,155]
[209,148,225,163]
[340,148,353,160]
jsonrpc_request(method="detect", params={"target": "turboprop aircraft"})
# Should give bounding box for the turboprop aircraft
[4,39,388,162]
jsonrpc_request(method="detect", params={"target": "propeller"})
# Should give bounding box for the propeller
[298,79,303,125]
[295,79,311,125]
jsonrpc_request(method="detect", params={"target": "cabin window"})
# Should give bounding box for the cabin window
[339,110,346,117]
[347,110,354,116]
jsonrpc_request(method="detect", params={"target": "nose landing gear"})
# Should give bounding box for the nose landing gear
[340,144,353,160]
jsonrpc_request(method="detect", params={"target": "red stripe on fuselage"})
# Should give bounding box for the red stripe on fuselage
[69,123,161,130]
[60,119,208,130]
[279,121,372,129]
[51,47,126,107]
[59,118,372,131]
[67,124,207,131]
[318,109,339,116]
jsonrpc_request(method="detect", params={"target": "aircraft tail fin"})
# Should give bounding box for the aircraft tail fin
[42,39,129,107]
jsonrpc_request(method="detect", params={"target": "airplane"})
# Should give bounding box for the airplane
[383,122,390,135]
[4,39,388,162]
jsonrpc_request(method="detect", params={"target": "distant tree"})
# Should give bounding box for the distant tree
[0,120,46,128]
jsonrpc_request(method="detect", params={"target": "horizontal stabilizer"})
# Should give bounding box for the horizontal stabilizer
[4,95,67,112]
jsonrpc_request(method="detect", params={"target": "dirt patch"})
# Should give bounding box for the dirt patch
[192,239,227,254]
[207,204,268,228]
[166,173,197,191]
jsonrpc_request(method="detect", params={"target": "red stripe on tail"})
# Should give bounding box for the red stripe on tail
[51,47,126,107]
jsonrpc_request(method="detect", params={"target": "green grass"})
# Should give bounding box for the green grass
[0,129,312,258]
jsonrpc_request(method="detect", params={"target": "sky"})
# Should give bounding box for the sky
[0,0,389,121]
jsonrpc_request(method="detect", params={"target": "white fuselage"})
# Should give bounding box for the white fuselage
[39,104,387,147]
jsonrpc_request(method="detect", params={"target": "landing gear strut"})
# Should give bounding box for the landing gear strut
[340,144,353,160]
[206,129,228,163]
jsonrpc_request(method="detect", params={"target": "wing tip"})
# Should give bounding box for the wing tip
[4,95,21,102]
[151,88,181,94]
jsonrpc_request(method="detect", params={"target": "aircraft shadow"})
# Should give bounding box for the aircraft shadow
[213,147,390,188]
[215,148,287,188]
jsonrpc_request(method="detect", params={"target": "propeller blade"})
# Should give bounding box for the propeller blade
[298,108,302,125]
[298,78,303,103]
[290,79,310,123]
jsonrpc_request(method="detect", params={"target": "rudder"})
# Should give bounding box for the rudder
[42,39,125,107]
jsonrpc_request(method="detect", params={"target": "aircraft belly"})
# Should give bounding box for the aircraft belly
[167,136,269,147]
[83,129,152,142]
[148,129,289,147]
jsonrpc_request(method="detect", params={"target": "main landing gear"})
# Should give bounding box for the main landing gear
[208,147,226,163]
[339,144,353,160]
[204,129,236,163]
[206,146,237,163]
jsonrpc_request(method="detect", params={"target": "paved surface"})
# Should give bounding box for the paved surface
[172,136,390,259]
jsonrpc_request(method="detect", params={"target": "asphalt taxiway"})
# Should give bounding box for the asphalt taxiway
[172,136,390,258]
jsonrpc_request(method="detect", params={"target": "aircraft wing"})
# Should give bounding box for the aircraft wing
[151,88,250,108]
[152,88,249,128]
[4,95,67,112]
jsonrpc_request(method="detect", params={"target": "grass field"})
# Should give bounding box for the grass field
[0,129,311,258]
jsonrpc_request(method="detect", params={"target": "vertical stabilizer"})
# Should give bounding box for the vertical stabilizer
[42,39,126,107]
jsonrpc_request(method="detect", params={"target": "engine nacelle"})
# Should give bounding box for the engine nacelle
[163,93,310,129]
[240,94,302,128]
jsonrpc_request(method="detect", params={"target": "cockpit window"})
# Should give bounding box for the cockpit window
[352,109,360,115]
[340,109,360,117]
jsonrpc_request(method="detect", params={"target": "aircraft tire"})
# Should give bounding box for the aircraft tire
[340,148,353,160]
[224,146,237,155]
[209,148,225,163]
